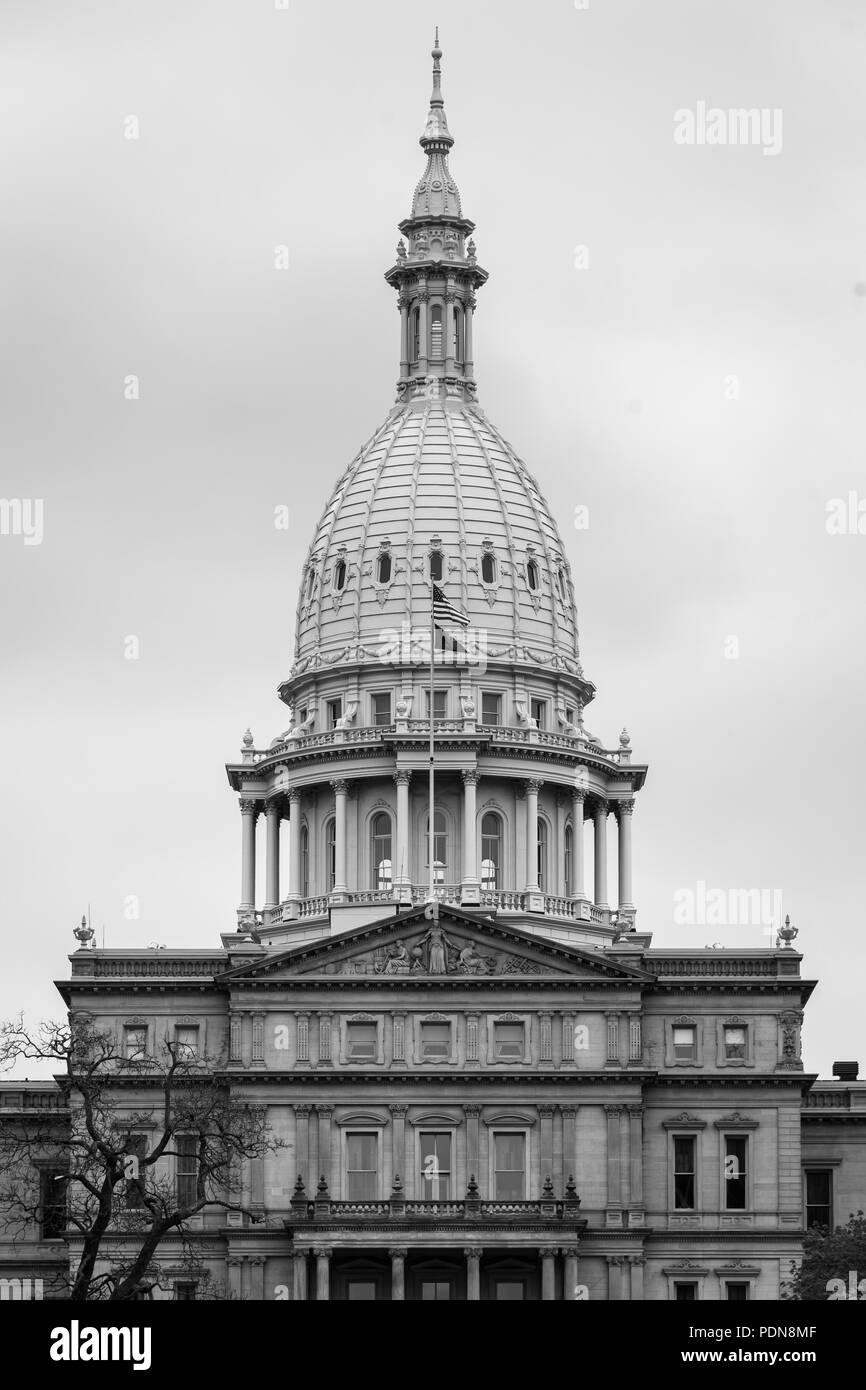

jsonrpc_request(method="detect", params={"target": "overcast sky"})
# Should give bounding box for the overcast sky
[1,0,864,1077]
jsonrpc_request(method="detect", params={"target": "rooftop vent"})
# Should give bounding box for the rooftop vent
[832,1061,859,1081]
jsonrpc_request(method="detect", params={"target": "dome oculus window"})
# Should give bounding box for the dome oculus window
[481,552,496,585]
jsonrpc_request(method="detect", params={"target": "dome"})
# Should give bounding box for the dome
[290,398,583,680]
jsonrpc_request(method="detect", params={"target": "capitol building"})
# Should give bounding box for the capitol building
[2,36,864,1303]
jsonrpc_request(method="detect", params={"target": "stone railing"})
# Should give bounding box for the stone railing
[297,896,329,919]
[804,1089,851,1109]
[0,1087,67,1111]
[479,889,526,912]
[410,883,461,905]
[650,957,778,977]
[72,955,227,978]
[405,719,467,735]
[289,1197,579,1224]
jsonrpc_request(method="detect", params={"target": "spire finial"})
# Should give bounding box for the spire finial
[430,27,443,108]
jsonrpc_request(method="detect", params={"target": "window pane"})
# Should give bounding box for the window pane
[494,1023,524,1058]
[372,694,391,725]
[346,1133,378,1200]
[673,1136,695,1210]
[675,1283,697,1301]
[421,1280,451,1300]
[494,1134,525,1198]
[530,699,546,730]
[724,1026,746,1059]
[426,691,447,719]
[726,1283,749,1301]
[347,1024,377,1059]
[481,693,500,725]
[176,1134,198,1207]
[724,1136,748,1210]
[125,1027,147,1059]
[176,1026,198,1059]
[420,1133,452,1198]
[673,1026,696,1060]
[805,1170,831,1227]
[348,1281,377,1300]
[420,1023,451,1058]
[41,1171,67,1237]
[496,1281,524,1300]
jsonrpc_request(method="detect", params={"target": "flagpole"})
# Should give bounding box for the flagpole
[429,571,435,902]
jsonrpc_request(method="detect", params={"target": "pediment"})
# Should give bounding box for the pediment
[222,905,652,984]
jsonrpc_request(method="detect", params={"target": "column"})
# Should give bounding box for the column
[239,799,258,909]
[418,288,429,373]
[292,1250,308,1301]
[331,779,348,897]
[315,1108,333,1198]
[594,799,608,908]
[389,1105,407,1189]
[619,1108,630,1207]
[524,779,543,893]
[248,1256,265,1301]
[617,799,635,913]
[628,1255,645,1301]
[227,1256,243,1300]
[393,770,411,897]
[628,1105,644,1210]
[294,1104,310,1182]
[461,769,479,904]
[539,1105,555,1179]
[465,294,476,379]
[444,286,456,375]
[464,1247,481,1300]
[564,1250,579,1301]
[287,788,301,915]
[313,1247,331,1301]
[605,1105,622,1223]
[389,1247,407,1301]
[606,1255,625,1301]
[572,788,587,898]
[399,297,409,379]
[561,1107,578,1185]
[264,800,281,909]
[465,1104,481,1187]
[540,1248,557,1301]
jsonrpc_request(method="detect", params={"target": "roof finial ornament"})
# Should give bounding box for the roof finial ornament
[430,27,443,109]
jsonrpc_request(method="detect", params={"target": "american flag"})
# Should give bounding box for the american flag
[432,582,470,629]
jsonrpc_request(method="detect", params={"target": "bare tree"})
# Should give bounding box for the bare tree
[0,1014,283,1300]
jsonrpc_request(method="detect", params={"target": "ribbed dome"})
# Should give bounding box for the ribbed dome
[291,400,583,678]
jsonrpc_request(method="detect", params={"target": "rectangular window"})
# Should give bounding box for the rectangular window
[346,1133,378,1200]
[674,1282,697,1301]
[419,1133,452,1199]
[724,1135,748,1210]
[481,692,501,726]
[175,1025,199,1060]
[493,1022,525,1060]
[123,1134,149,1210]
[805,1170,832,1228]
[175,1282,197,1301]
[530,698,546,730]
[372,693,392,726]
[725,1282,749,1301]
[347,1281,377,1300]
[493,1133,525,1199]
[326,698,343,729]
[673,1135,696,1210]
[176,1134,198,1207]
[673,1025,696,1062]
[495,1281,525,1300]
[40,1170,67,1238]
[426,690,447,719]
[346,1022,377,1060]
[124,1026,147,1060]
[419,1022,451,1060]
[724,1025,746,1060]
[421,1280,451,1300]
[564,706,575,726]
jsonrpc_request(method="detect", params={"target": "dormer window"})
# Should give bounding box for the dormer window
[481,552,496,585]
[526,558,540,592]
[334,558,347,592]
[376,552,392,585]
[429,549,443,582]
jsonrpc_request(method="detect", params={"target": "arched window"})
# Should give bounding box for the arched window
[333,558,347,592]
[376,551,392,585]
[537,818,548,893]
[526,558,540,592]
[481,812,502,890]
[429,549,443,582]
[452,304,464,363]
[371,812,393,891]
[558,566,568,601]
[430,304,443,360]
[481,551,496,585]
[425,810,447,883]
[411,306,420,363]
[306,568,316,604]
[564,823,574,897]
[325,819,336,892]
[300,825,309,898]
